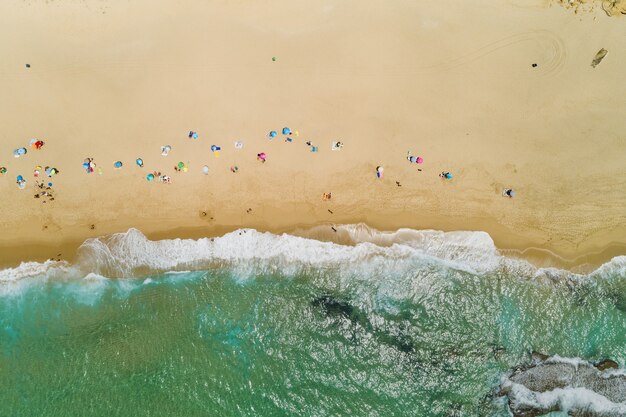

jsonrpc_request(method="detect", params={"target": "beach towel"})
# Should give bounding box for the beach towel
[161,145,171,156]
[234,141,244,149]
[311,146,318,152]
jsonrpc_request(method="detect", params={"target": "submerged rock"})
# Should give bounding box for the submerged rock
[595,359,619,371]
[311,295,415,354]
[500,355,626,417]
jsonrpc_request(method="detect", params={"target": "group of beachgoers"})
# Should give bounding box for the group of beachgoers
[2,129,517,200]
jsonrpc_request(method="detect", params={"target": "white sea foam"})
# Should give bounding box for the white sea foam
[1,226,624,285]
[546,355,590,368]
[0,259,69,282]
[507,381,626,415]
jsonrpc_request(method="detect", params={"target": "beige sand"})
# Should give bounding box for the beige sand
[0,0,625,270]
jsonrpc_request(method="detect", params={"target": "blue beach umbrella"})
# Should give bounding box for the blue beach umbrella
[13,148,27,157]
[48,182,53,187]
[269,131,277,138]
[136,158,144,167]
[114,161,123,168]
[146,173,154,182]
[16,175,24,182]
[445,172,453,179]
[282,127,291,135]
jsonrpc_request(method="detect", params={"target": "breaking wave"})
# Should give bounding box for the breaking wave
[1,225,625,284]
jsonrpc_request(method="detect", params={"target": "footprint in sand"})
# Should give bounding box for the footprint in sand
[199,210,214,221]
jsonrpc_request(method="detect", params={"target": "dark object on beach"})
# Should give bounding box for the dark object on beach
[331,227,337,232]
[200,211,207,217]
[591,48,608,68]
[328,209,333,214]
[90,224,95,230]
[531,63,537,68]
[25,64,31,68]
[396,181,402,187]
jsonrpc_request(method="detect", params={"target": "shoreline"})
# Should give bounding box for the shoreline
[2,219,624,273]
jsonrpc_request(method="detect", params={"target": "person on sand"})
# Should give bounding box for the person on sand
[16,175,26,189]
[439,171,453,180]
[322,192,332,201]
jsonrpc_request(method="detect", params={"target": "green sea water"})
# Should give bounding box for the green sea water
[0,230,625,416]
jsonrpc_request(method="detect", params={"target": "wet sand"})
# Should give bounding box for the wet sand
[0,0,625,270]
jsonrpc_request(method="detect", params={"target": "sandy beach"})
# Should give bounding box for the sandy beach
[0,0,625,270]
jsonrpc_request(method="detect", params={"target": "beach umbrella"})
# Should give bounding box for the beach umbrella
[146,173,155,181]
[0,167,6,174]
[161,145,171,156]
[258,152,267,162]
[202,165,209,175]
[211,145,221,152]
[416,156,424,164]
[282,127,291,135]
[16,175,24,182]
[177,161,185,169]
[136,158,144,167]
[13,148,27,157]
[445,172,453,179]
[114,161,123,168]
[269,131,277,138]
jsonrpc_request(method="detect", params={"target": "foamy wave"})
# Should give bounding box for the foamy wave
[501,355,626,416]
[1,226,624,283]
[506,382,626,416]
[0,259,69,282]
[72,226,507,278]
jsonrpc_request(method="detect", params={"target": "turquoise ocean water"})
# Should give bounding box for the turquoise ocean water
[1,227,624,416]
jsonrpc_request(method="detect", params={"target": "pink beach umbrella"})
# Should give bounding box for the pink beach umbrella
[257,152,267,162]
[416,156,423,164]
